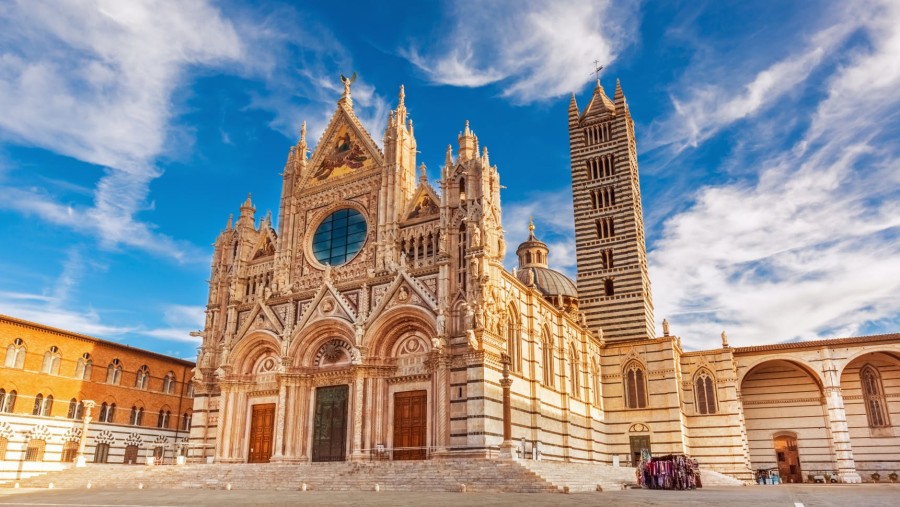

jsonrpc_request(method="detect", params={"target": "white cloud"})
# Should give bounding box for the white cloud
[403,0,638,103]
[503,188,576,274]
[139,304,206,344]
[650,1,900,349]
[0,0,243,262]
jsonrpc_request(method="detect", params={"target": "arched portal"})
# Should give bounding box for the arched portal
[740,359,829,481]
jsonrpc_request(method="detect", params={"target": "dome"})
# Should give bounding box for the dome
[516,266,579,298]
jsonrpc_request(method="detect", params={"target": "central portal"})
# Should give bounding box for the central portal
[774,435,802,483]
[393,390,427,460]
[312,385,349,462]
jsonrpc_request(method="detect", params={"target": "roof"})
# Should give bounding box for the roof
[0,313,196,366]
[516,266,579,298]
[733,333,900,355]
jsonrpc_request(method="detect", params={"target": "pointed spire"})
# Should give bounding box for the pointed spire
[300,121,307,144]
[614,78,626,111]
[408,118,414,137]
[226,214,233,231]
[419,163,427,183]
[482,145,489,167]
[445,144,453,167]
[264,210,272,226]
[242,193,254,210]
[398,84,405,107]
[458,120,477,162]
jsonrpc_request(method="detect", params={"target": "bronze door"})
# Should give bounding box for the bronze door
[312,385,349,462]
[629,435,651,466]
[248,403,275,463]
[774,436,802,483]
[393,390,427,460]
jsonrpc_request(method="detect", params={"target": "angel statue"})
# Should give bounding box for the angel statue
[340,72,357,97]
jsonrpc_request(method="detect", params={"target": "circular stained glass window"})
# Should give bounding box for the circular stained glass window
[312,208,367,266]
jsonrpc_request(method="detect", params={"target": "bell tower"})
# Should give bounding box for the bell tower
[569,79,655,341]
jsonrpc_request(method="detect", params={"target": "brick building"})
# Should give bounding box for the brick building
[0,314,195,482]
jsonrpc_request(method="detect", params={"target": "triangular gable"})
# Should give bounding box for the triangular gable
[580,82,616,121]
[294,280,359,331]
[404,183,440,221]
[367,271,438,324]
[302,104,384,188]
[251,231,276,260]
[232,301,284,346]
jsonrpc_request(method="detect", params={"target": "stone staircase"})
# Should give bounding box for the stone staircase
[517,460,638,492]
[699,469,746,487]
[2,460,561,493]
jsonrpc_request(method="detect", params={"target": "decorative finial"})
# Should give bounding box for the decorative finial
[663,318,670,336]
[226,214,233,230]
[592,60,604,82]
[419,163,427,182]
[300,121,307,143]
[721,330,729,348]
[528,217,535,234]
[339,72,356,107]
[399,84,405,106]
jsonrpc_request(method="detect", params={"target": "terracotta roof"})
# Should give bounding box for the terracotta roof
[733,333,900,354]
[0,313,196,366]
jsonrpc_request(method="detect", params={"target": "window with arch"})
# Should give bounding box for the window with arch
[5,338,26,369]
[861,365,890,428]
[186,381,194,398]
[569,346,580,398]
[592,359,602,407]
[506,308,522,373]
[41,346,61,375]
[106,359,123,385]
[157,409,171,429]
[162,371,176,394]
[33,393,53,416]
[541,328,554,388]
[694,369,717,415]
[93,442,110,463]
[129,406,144,426]
[135,365,150,389]
[25,439,45,461]
[623,361,648,409]
[181,411,192,431]
[67,398,84,419]
[98,402,116,423]
[75,353,93,380]
[458,177,466,201]
[0,389,16,413]
[61,440,79,462]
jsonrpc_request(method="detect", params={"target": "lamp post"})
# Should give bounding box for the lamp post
[74,400,95,467]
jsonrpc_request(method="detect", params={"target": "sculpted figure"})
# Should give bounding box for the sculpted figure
[436,308,446,336]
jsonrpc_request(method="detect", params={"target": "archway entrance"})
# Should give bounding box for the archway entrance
[393,390,427,460]
[248,403,275,463]
[774,435,802,483]
[312,385,349,462]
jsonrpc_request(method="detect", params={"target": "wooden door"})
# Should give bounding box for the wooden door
[312,385,349,462]
[774,435,802,483]
[248,403,275,463]
[123,444,139,465]
[393,390,427,460]
[629,435,651,466]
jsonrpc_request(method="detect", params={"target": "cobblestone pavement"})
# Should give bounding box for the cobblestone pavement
[0,485,898,506]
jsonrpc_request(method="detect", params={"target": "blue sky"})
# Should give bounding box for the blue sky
[0,0,898,358]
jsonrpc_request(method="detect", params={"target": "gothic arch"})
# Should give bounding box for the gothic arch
[230,330,281,375]
[364,305,436,358]
[290,318,355,367]
[693,367,718,415]
[837,348,900,379]
[738,357,825,390]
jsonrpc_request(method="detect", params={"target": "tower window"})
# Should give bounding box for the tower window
[595,217,615,239]
[601,249,614,269]
[604,279,615,296]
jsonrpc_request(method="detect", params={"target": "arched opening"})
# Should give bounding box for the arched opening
[694,368,717,415]
[541,327,554,388]
[623,361,647,408]
[741,360,827,481]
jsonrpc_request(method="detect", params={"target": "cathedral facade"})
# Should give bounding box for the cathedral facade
[189,79,900,483]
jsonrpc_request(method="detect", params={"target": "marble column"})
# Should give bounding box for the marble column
[350,374,366,460]
[498,353,517,460]
[272,379,287,460]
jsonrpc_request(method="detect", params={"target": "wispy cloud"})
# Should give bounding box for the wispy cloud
[0,0,242,262]
[650,1,900,349]
[403,0,638,103]
[503,188,577,274]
